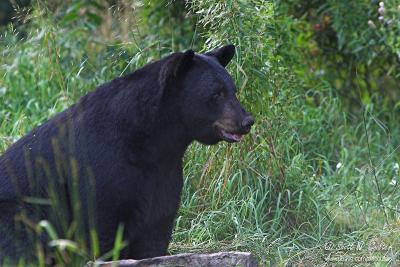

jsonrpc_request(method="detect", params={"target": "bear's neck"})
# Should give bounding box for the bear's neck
[146,109,192,162]
[136,98,193,162]
[148,125,191,162]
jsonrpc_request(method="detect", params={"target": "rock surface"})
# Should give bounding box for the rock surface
[87,252,258,267]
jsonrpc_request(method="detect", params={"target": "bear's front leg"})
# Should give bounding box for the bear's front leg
[127,214,175,260]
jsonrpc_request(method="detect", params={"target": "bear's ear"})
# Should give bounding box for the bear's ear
[205,44,235,67]
[159,50,195,89]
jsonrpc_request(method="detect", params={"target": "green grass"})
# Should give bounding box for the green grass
[1,1,400,266]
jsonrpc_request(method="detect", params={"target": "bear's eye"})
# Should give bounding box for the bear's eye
[212,91,225,100]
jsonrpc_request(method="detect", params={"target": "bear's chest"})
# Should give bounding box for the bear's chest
[142,159,184,223]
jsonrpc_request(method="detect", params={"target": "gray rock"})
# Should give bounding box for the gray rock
[87,252,258,267]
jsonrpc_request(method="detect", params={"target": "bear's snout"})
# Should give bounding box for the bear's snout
[241,115,255,132]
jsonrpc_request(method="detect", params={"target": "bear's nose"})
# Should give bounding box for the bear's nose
[241,116,255,130]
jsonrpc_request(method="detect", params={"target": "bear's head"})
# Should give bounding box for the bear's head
[158,44,254,145]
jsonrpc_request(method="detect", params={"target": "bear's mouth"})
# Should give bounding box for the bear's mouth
[216,127,244,143]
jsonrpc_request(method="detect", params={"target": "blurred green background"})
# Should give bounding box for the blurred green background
[0,0,400,266]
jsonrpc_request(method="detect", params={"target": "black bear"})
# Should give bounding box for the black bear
[0,44,254,262]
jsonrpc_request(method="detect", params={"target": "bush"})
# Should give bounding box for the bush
[282,0,400,110]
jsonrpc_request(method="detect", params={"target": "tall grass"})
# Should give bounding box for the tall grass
[0,0,400,266]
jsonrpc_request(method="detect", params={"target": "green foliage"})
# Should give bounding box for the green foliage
[0,0,30,25]
[141,1,201,51]
[282,0,400,110]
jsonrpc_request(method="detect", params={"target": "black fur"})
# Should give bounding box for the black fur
[0,45,254,261]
